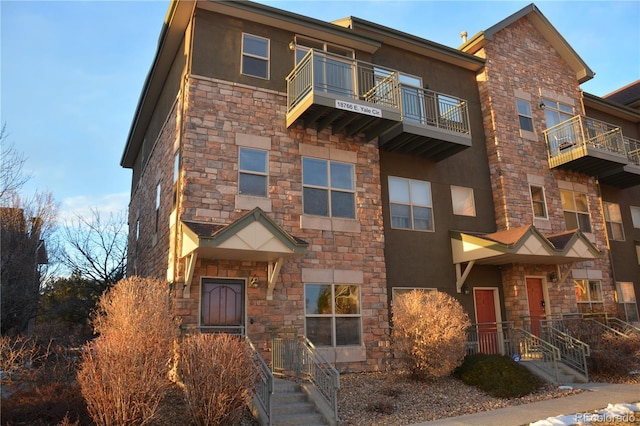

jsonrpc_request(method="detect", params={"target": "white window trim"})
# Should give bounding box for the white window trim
[451,185,476,217]
[631,206,640,229]
[561,189,592,233]
[302,157,356,219]
[238,147,269,198]
[574,279,604,312]
[529,184,548,219]
[388,176,434,232]
[603,202,625,241]
[241,33,270,79]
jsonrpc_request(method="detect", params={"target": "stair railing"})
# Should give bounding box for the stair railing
[541,324,590,381]
[245,337,273,426]
[297,336,340,424]
[514,327,561,383]
[605,317,640,337]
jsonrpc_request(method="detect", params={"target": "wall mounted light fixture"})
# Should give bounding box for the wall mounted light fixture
[250,275,259,288]
[548,272,558,283]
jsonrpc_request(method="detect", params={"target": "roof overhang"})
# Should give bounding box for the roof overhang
[450,225,601,266]
[180,208,307,299]
[460,4,594,84]
[583,92,640,124]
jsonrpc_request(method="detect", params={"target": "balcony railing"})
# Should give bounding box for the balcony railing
[398,86,470,135]
[286,49,401,113]
[544,115,625,159]
[624,137,640,166]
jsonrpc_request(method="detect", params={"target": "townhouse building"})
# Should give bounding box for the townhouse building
[121,0,639,372]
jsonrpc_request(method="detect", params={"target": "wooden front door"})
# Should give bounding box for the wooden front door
[201,278,245,334]
[526,278,545,336]
[474,289,499,354]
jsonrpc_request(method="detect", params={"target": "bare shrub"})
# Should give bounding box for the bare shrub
[392,290,470,380]
[178,333,258,426]
[589,332,640,378]
[77,276,180,426]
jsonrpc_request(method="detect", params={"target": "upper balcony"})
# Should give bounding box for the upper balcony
[543,115,640,188]
[286,50,472,161]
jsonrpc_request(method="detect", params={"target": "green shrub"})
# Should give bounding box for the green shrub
[392,290,470,380]
[454,353,540,398]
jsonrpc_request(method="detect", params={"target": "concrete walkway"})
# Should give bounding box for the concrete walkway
[411,382,640,426]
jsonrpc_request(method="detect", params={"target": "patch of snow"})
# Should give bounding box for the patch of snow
[530,402,640,426]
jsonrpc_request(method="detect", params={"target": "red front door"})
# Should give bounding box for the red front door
[475,289,498,354]
[526,278,545,336]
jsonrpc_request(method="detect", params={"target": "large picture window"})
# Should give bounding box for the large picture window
[305,284,361,347]
[241,33,269,79]
[575,279,603,313]
[239,148,268,197]
[302,158,355,218]
[389,177,433,231]
[560,189,591,233]
[603,202,624,241]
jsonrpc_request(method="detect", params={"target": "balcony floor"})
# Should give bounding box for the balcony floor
[378,121,472,161]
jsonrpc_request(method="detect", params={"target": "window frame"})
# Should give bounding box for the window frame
[529,184,548,219]
[451,185,476,217]
[155,183,161,234]
[615,282,639,323]
[603,202,625,241]
[388,176,434,231]
[560,189,592,233]
[238,147,268,198]
[302,157,356,219]
[241,33,270,79]
[574,279,604,313]
[516,98,534,132]
[304,283,362,347]
[631,206,640,228]
[543,99,573,128]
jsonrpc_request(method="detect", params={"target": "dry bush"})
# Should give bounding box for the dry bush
[77,276,180,426]
[178,333,258,426]
[392,290,470,380]
[0,334,41,387]
[588,332,640,378]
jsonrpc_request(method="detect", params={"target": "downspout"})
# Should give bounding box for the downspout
[595,179,619,308]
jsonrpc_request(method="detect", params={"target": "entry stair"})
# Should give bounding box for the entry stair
[270,378,329,426]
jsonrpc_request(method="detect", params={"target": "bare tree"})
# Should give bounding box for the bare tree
[0,124,31,203]
[59,208,127,291]
[1,192,58,335]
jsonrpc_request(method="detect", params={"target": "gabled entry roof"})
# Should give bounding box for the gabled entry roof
[181,207,308,262]
[450,225,601,266]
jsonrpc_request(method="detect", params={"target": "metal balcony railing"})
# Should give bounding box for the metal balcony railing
[286,49,401,111]
[544,115,625,160]
[624,137,640,166]
[399,86,470,135]
[466,321,517,355]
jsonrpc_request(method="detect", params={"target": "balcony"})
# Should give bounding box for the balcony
[286,50,402,140]
[378,87,472,161]
[286,50,472,160]
[598,137,640,188]
[543,115,632,180]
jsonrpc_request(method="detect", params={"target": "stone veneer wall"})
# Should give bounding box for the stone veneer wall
[171,75,391,372]
[474,18,614,323]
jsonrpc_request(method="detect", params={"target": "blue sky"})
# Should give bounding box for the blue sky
[2,1,638,223]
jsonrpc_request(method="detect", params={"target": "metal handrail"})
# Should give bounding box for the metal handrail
[514,327,561,383]
[541,325,589,381]
[624,137,640,166]
[544,115,625,159]
[245,337,273,426]
[298,337,340,424]
[466,321,516,355]
[399,85,470,134]
[606,317,640,336]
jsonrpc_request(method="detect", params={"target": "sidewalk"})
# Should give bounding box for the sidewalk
[412,382,640,426]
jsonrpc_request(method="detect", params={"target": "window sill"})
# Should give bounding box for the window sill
[300,215,361,233]
[519,129,538,141]
[235,195,272,212]
[316,345,366,363]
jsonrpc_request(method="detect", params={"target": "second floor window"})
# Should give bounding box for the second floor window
[389,177,433,231]
[451,186,475,216]
[516,99,533,132]
[560,189,591,233]
[303,158,355,218]
[631,206,640,228]
[530,185,548,219]
[543,99,573,128]
[603,202,624,241]
[242,34,269,79]
[239,148,268,197]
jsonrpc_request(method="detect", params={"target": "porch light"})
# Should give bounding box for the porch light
[250,275,259,288]
[548,272,558,283]
[461,284,471,295]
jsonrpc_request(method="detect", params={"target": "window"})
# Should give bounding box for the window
[155,183,161,233]
[603,202,624,241]
[631,206,640,228]
[574,279,603,313]
[239,148,268,197]
[305,284,361,347]
[637,243,640,265]
[616,282,639,323]
[135,218,140,241]
[302,158,355,218]
[392,287,436,300]
[560,189,591,232]
[399,73,425,124]
[389,177,433,231]
[173,152,179,207]
[241,33,269,79]
[543,99,573,128]
[516,99,533,132]
[530,185,548,219]
[451,186,475,216]
[295,37,354,97]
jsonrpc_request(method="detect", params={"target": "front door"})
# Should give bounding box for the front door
[526,278,546,336]
[201,278,245,334]
[474,289,499,354]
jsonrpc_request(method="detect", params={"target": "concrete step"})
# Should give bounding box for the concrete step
[521,359,578,384]
[271,379,328,426]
